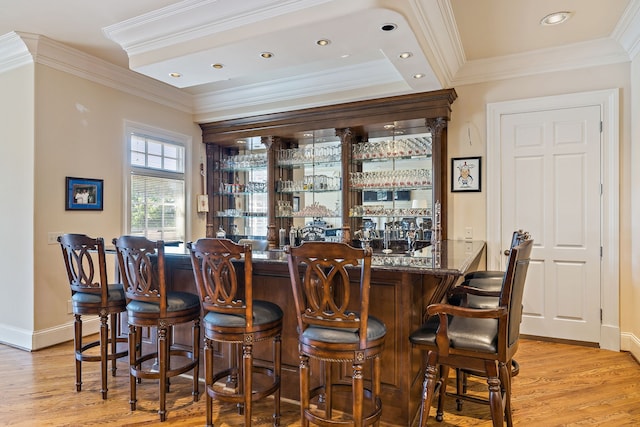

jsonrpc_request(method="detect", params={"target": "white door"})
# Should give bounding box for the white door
[500,105,602,342]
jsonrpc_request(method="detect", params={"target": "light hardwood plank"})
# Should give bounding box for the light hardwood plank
[0,338,639,426]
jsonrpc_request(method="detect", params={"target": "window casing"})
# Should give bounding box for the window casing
[126,127,187,242]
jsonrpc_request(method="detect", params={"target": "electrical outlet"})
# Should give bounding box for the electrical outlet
[48,232,63,245]
[464,227,473,240]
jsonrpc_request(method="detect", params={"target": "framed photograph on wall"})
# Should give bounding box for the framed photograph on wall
[451,157,481,192]
[65,177,104,210]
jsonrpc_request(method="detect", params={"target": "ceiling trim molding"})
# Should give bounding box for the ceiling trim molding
[193,58,409,117]
[613,0,640,60]
[2,32,193,114]
[408,0,464,88]
[452,37,630,86]
[0,31,35,73]
[103,0,334,57]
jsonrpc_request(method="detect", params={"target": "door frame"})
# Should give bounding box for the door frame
[486,89,620,351]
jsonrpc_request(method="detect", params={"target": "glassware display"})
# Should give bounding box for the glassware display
[276,130,342,239]
[214,137,268,239]
[351,127,433,253]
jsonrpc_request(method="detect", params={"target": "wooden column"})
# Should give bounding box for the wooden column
[336,127,353,243]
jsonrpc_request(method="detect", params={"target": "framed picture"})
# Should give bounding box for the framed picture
[65,177,104,210]
[451,157,481,192]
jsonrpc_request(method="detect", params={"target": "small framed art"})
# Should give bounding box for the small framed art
[65,177,104,210]
[451,157,481,192]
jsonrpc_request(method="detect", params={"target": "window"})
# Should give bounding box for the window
[126,125,188,242]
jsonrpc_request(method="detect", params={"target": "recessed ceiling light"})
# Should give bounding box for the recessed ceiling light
[260,52,274,59]
[413,73,425,79]
[211,63,224,69]
[316,39,331,46]
[399,52,413,59]
[169,72,182,78]
[381,23,397,32]
[540,11,572,26]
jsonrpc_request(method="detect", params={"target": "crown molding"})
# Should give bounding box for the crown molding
[451,37,630,86]
[193,57,411,120]
[613,0,640,60]
[408,0,464,88]
[0,32,193,114]
[419,0,640,87]
[0,31,35,73]
[103,0,334,57]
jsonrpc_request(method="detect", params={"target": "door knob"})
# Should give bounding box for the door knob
[504,249,510,256]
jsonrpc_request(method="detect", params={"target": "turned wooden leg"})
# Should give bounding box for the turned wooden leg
[204,338,213,427]
[243,340,253,427]
[128,324,137,411]
[300,354,310,427]
[352,361,364,427]
[273,334,281,426]
[486,361,504,427]
[74,314,82,392]
[99,312,108,399]
[158,326,168,422]
[418,351,438,427]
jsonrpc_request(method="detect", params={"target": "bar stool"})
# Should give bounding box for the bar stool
[58,233,128,399]
[286,241,386,427]
[189,238,282,426]
[447,230,530,407]
[410,238,533,426]
[113,235,200,422]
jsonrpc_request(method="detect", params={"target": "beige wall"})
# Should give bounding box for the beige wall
[446,62,634,352]
[0,63,35,346]
[0,62,204,350]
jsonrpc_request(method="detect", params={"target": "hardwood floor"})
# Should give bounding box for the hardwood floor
[1,338,639,426]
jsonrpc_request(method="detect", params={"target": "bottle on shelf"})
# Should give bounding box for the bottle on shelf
[279,228,286,249]
[216,225,226,238]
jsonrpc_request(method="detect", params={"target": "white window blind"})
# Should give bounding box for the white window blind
[130,174,184,241]
[126,127,187,242]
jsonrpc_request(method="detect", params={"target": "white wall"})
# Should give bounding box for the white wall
[0,64,35,350]
[629,49,640,357]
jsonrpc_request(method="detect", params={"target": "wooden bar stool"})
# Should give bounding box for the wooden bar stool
[286,241,386,427]
[189,238,282,426]
[113,236,200,422]
[58,233,128,399]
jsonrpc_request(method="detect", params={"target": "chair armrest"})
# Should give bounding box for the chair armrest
[426,302,507,319]
[449,284,501,298]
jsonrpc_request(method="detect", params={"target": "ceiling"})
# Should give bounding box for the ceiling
[1,0,638,122]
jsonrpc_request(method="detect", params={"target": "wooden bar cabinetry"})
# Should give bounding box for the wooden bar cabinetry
[201,89,457,245]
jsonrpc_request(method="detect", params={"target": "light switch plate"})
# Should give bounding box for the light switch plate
[464,227,473,240]
[48,232,63,245]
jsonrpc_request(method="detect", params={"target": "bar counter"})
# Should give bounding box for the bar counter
[158,240,485,426]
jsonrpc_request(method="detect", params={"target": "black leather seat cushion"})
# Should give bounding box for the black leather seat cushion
[127,291,200,313]
[203,300,283,327]
[72,283,126,304]
[409,315,498,353]
[301,314,386,344]
[465,270,504,280]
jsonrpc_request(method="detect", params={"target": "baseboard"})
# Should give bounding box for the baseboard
[621,331,640,362]
[0,317,100,351]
